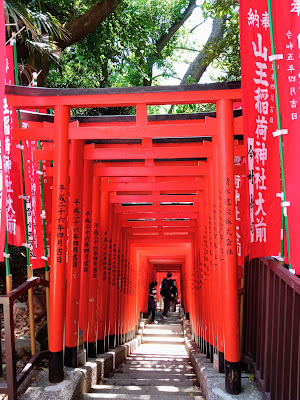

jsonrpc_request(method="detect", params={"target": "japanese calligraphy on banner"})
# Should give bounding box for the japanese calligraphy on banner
[3,44,25,246]
[22,135,45,269]
[0,6,5,261]
[234,156,250,266]
[239,0,281,259]
[269,1,300,273]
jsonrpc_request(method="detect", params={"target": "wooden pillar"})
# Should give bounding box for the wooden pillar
[49,105,70,383]
[212,139,225,372]
[207,162,215,362]
[217,99,241,394]
[108,210,118,349]
[65,139,84,367]
[97,185,109,354]
[87,175,100,357]
[79,160,93,350]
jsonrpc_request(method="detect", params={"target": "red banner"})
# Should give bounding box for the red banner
[22,136,45,268]
[234,155,250,266]
[240,1,281,260]
[20,119,53,268]
[3,44,25,246]
[0,4,6,261]
[268,1,300,274]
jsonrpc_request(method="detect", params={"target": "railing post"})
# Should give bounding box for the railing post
[4,298,17,399]
[49,105,70,383]
[216,99,241,394]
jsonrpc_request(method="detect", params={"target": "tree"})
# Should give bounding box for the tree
[11,0,197,87]
[180,0,240,84]
[9,0,241,90]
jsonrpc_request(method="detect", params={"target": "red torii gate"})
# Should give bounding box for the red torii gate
[6,82,244,395]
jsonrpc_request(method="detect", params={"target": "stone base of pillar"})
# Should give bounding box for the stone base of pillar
[88,341,96,358]
[219,351,225,373]
[64,346,77,368]
[225,360,241,394]
[49,350,64,383]
[97,339,105,354]
[109,334,116,349]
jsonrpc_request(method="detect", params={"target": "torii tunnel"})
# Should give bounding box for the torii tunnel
[6,81,244,394]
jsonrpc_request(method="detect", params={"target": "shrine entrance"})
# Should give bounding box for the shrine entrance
[6,81,243,395]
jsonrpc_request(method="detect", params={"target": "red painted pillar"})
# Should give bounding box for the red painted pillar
[79,160,93,350]
[123,235,129,342]
[105,202,114,348]
[207,158,216,362]
[198,190,206,353]
[108,210,118,348]
[212,139,225,372]
[120,230,127,343]
[115,216,122,346]
[97,185,109,354]
[49,105,70,383]
[65,140,84,367]
[87,175,100,357]
[217,99,241,394]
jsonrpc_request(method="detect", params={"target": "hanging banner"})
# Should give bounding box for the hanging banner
[0,5,6,261]
[267,1,300,274]
[22,136,45,268]
[20,118,53,268]
[3,44,25,246]
[41,142,52,260]
[239,1,281,259]
[234,155,250,266]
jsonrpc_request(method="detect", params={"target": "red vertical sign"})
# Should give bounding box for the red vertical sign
[234,155,250,265]
[0,5,6,261]
[3,44,25,246]
[269,1,300,274]
[22,135,45,269]
[240,1,281,259]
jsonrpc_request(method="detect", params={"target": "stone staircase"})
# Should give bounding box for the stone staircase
[81,312,204,399]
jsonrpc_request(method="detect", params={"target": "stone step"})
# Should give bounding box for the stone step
[142,337,184,344]
[82,393,204,400]
[117,365,194,374]
[98,378,199,387]
[142,332,183,338]
[103,371,197,380]
[144,325,183,332]
[89,384,201,394]
[122,360,192,367]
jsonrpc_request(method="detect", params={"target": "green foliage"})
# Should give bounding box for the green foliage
[47,0,192,88]
[5,0,67,59]
[201,0,241,81]
[170,103,216,113]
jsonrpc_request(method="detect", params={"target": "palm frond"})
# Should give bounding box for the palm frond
[4,0,69,57]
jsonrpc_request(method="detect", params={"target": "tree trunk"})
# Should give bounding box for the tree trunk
[180,15,226,84]
[57,0,118,50]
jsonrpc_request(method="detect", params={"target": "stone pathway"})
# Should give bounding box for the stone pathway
[81,312,204,399]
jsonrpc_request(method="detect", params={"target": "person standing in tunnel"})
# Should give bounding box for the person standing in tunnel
[160,272,174,319]
[148,281,158,324]
[170,280,178,312]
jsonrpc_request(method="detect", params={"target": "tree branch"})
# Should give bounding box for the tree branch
[57,0,118,50]
[144,0,197,86]
[180,15,226,84]
[190,21,205,34]
[155,0,197,56]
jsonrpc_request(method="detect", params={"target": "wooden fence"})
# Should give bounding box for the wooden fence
[242,257,300,400]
